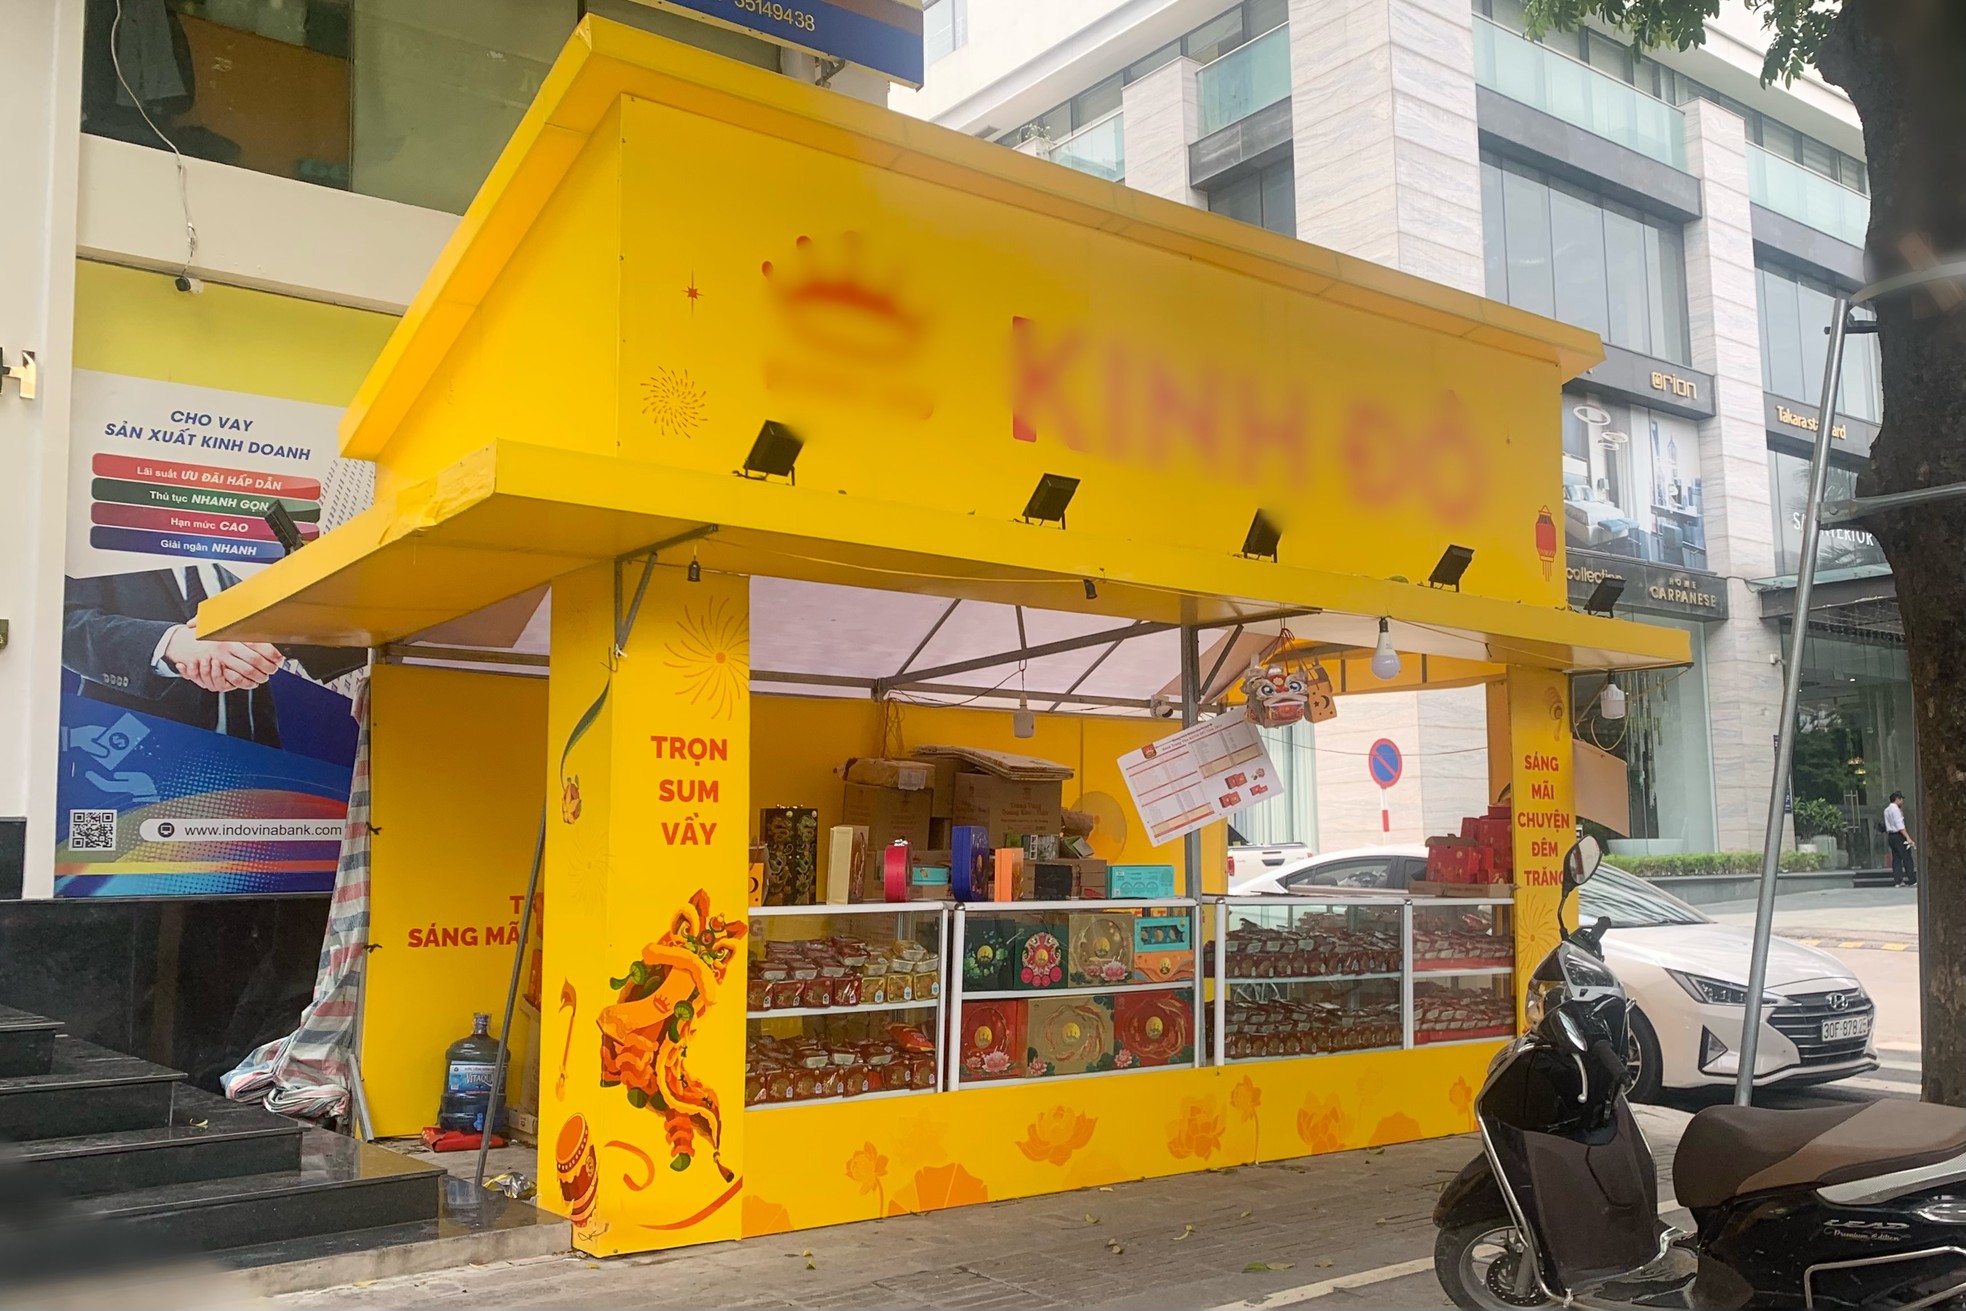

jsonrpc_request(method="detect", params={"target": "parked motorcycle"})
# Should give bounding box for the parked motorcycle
[1434,836,1966,1310]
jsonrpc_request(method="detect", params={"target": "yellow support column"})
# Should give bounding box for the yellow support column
[537,561,752,1255]
[1507,667,1575,1023]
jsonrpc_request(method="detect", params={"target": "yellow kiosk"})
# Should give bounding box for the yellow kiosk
[202,18,1688,1256]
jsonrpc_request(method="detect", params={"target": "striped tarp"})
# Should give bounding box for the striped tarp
[221,677,372,1121]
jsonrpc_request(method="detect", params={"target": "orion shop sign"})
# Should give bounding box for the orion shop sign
[1567,557,1729,620]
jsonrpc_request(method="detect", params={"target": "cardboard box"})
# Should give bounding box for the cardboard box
[841,757,934,791]
[954,774,1063,846]
[928,756,961,819]
[842,783,933,891]
[1072,859,1110,900]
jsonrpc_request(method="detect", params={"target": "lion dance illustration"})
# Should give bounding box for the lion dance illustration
[597,890,747,1182]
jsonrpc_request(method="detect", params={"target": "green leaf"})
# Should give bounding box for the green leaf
[626,1087,648,1108]
[1245,1262,1294,1273]
[670,1154,692,1172]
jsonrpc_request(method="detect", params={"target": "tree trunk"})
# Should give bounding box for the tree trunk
[1817,0,1966,1106]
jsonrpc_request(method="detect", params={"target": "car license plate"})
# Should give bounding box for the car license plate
[1823,1016,1871,1042]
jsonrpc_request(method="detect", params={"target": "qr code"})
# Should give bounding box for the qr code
[68,809,117,852]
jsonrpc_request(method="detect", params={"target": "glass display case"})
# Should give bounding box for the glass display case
[745,903,949,1108]
[1409,897,1517,1046]
[1210,898,1406,1063]
[948,900,1202,1086]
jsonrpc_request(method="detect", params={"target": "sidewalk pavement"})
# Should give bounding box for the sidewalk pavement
[1702,885,1918,945]
[273,1109,1696,1311]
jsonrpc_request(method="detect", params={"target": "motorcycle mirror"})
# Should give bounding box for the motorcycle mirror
[1562,836,1603,893]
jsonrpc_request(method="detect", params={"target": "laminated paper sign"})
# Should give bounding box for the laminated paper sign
[1117,712,1282,845]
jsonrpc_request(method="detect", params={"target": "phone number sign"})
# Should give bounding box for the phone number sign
[649,0,925,87]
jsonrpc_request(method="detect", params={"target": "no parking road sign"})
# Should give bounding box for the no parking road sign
[1368,738,1402,833]
[1367,738,1403,788]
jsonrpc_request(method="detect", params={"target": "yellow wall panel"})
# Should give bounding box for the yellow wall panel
[73,262,396,405]
[361,663,547,1137]
[742,1042,1496,1236]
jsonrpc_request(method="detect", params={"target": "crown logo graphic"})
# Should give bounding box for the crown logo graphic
[761,232,924,362]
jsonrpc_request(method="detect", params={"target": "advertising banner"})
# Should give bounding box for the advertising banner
[1117,713,1281,846]
[55,369,371,896]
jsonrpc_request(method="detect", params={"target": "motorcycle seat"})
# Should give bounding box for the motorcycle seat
[1674,1101,1966,1208]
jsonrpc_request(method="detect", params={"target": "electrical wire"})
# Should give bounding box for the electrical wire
[110,0,199,282]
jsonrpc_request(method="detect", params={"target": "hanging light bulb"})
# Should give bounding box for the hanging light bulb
[1013,692,1036,739]
[1369,618,1401,681]
[687,546,701,583]
[1599,678,1627,721]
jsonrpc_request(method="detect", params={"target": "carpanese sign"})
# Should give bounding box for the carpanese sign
[1566,554,1729,620]
[648,0,924,86]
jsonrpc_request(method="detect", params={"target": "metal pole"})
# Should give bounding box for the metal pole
[1736,300,1850,1106]
[1180,610,1202,895]
[476,805,547,1186]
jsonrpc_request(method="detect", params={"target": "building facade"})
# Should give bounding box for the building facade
[899,0,1909,860]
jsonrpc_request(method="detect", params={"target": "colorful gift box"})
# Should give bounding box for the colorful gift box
[1008,921,1069,990]
[1067,911,1136,986]
[1027,996,1115,1076]
[1113,989,1195,1067]
[961,915,1018,991]
[958,999,1027,1082]
[1132,912,1196,983]
[1109,864,1177,899]
[760,806,819,905]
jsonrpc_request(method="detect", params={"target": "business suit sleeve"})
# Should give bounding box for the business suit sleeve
[284,644,370,684]
[63,574,183,701]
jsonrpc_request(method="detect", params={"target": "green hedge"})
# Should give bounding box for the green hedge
[1610,850,1828,878]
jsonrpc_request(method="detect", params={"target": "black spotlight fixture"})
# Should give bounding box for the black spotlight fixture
[1426,544,1475,591]
[688,557,702,584]
[1241,509,1281,562]
[264,502,306,557]
[1584,575,1626,617]
[1021,473,1080,527]
[1083,579,1098,600]
[739,420,803,483]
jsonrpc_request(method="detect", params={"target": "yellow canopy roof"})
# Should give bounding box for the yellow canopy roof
[201,17,1687,676]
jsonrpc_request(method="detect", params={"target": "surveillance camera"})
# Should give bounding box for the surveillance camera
[174,275,204,295]
[1150,696,1178,720]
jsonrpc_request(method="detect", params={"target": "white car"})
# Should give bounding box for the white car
[1227,843,1421,896]
[1580,867,1877,1100]
[1225,846,1879,1099]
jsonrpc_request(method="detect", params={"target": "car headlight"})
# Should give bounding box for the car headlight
[1666,971,1782,1007]
[1525,976,1565,1024]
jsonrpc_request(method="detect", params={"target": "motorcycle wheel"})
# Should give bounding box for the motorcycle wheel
[1435,1219,1554,1310]
[1626,1007,1664,1104]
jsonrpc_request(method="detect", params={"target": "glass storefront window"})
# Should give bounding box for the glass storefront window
[1575,619,1717,854]
[1560,390,1706,568]
[1790,624,1915,870]
[1481,154,1691,364]
[83,0,780,216]
[1755,262,1882,421]
[1767,447,1886,578]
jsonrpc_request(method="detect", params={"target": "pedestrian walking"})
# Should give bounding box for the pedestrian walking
[1884,790,1917,887]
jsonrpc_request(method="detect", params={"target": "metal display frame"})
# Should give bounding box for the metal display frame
[947,898,1204,1090]
[746,900,951,1106]
[1208,894,1517,1065]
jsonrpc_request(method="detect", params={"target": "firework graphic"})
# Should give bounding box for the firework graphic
[664,596,748,721]
[641,368,709,440]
